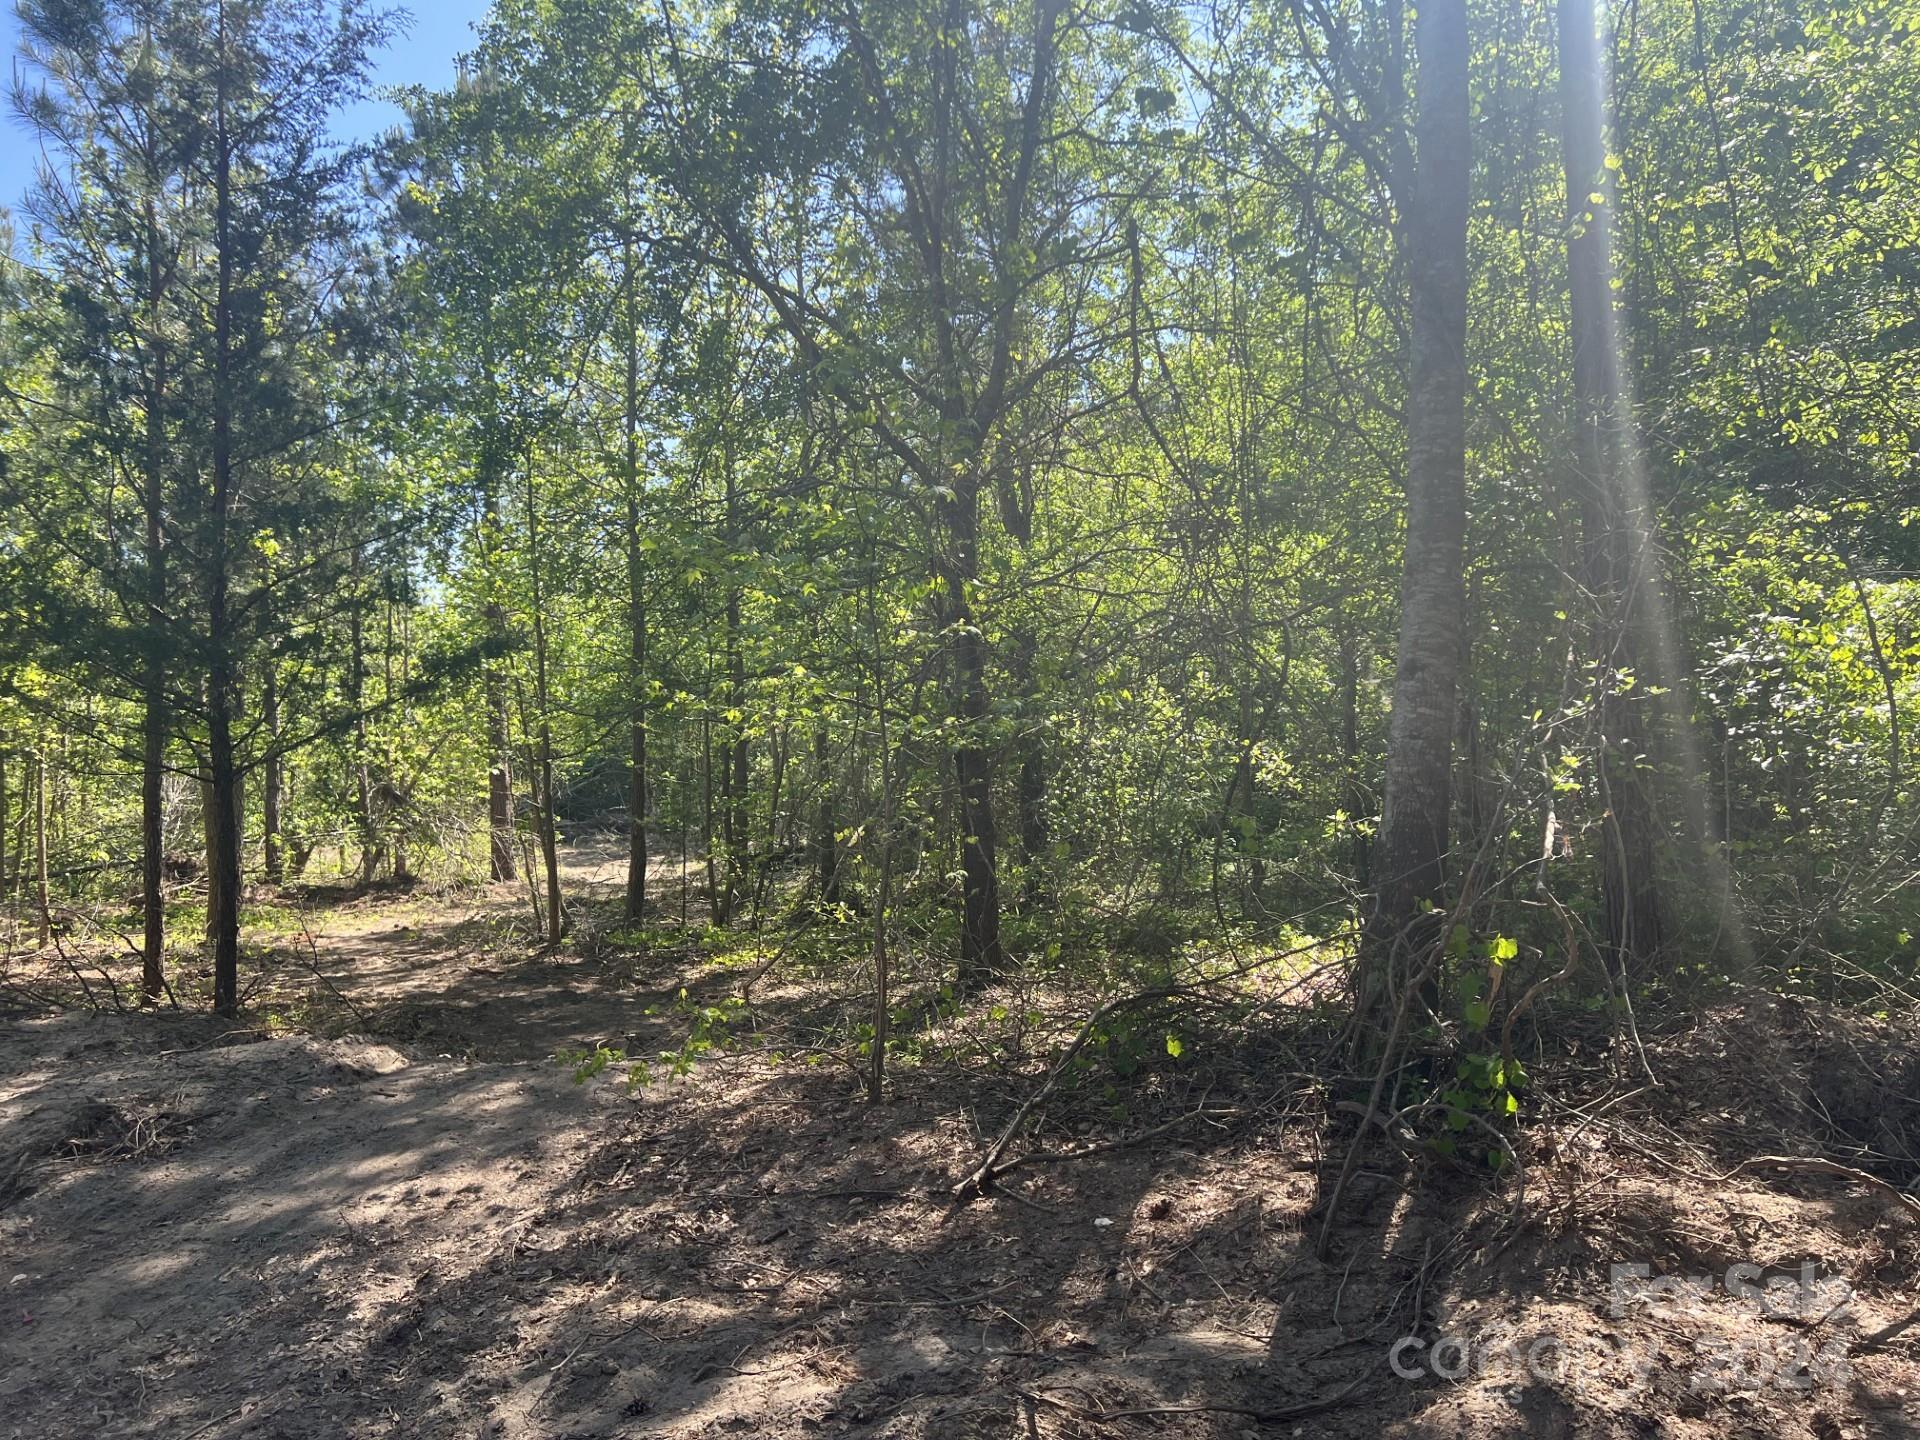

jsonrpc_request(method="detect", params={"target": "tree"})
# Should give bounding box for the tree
[1359,0,1471,1024]
[10,0,203,1002]
[636,0,1133,985]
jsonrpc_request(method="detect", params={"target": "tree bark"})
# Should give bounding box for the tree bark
[33,755,51,951]
[941,476,1004,989]
[351,554,377,885]
[207,15,242,1018]
[262,667,282,886]
[1360,0,1471,1019]
[141,187,169,1004]
[482,339,516,884]
[524,457,563,949]
[866,560,895,1103]
[622,232,649,923]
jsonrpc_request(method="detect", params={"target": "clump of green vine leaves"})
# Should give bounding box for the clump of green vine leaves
[1430,928,1527,1172]
[555,990,746,1091]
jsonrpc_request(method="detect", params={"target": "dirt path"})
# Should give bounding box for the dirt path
[0,1013,606,1437]
[0,846,690,1438]
[3,856,1918,1438]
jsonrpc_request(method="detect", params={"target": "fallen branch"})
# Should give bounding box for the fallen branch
[982,1101,1235,1183]
[292,904,368,1026]
[951,986,1182,1198]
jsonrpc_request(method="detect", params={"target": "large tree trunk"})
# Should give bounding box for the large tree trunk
[1559,0,1664,969]
[1359,0,1471,1022]
[943,477,1004,989]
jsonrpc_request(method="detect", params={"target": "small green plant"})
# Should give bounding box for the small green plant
[555,989,747,1090]
[1430,930,1527,1172]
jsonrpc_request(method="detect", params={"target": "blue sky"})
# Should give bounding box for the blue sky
[0,0,494,217]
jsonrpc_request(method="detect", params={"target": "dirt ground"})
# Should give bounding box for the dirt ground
[2,844,1918,1438]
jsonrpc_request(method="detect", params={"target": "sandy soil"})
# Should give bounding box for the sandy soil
[2,852,1917,1438]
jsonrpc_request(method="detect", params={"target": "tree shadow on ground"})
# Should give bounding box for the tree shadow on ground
[4,886,1917,1439]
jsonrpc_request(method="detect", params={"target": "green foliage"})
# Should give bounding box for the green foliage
[556,989,748,1091]
[3,0,1919,1052]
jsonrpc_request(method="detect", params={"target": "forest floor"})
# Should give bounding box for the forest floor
[2,837,1919,1438]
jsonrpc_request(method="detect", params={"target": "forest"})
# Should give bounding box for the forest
[2,0,1920,1434]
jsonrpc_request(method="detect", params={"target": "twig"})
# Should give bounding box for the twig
[952,986,1181,1196]
[851,1280,1020,1309]
[954,935,1336,1199]
[981,1101,1234,1183]
[291,903,368,1026]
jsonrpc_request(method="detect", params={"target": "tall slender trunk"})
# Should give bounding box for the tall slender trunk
[866,563,894,1103]
[486,628,515,877]
[262,667,282,885]
[393,603,414,882]
[1359,0,1470,1020]
[1559,0,1663,969]
[33,754,51,951]
[141,189,169,1004]
[351,555,377,884]
[10,766,28,904]
[385,581,411,883]
[622,232,649,922]
[482,341,516,883]
[942,473,1004,988]
[701,684,719,917]
[207,17,242,1018]
[524,457,562,949]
